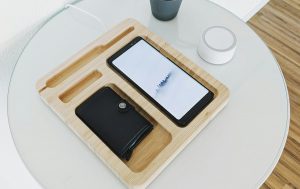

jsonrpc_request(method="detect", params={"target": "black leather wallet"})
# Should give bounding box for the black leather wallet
[75,87,153,160]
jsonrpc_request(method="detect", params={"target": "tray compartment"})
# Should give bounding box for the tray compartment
[59,70,102,103]
[107,84,172,172]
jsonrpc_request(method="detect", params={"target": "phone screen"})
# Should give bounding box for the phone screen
[108,37,213,126]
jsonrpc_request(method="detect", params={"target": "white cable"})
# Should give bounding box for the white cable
[64,4,107,30]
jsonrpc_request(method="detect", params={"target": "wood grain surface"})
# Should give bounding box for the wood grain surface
[249,0,300,188]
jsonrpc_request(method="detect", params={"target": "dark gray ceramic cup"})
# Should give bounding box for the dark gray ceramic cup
[150,0,182,21]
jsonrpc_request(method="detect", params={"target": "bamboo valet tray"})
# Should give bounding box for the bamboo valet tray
[36,18,229,189]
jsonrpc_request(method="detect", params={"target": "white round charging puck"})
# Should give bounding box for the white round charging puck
[197,26,237,65]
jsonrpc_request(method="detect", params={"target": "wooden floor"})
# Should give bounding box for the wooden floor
[248,0,300,188]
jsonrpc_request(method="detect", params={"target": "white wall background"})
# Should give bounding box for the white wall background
[0,0,67,46]
[0,0,268,188]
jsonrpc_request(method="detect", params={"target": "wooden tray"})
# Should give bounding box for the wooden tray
[36,18,229,189]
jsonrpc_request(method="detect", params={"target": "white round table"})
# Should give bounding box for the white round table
[6,0,290,188]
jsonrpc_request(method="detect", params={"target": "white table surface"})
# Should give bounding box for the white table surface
[3,0,289,188]
[0,26,43,189]
[0,0,268,45]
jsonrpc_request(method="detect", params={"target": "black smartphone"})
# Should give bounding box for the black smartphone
[107,36,214,127]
